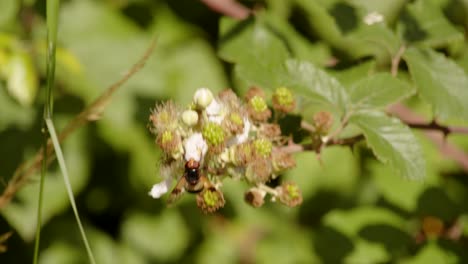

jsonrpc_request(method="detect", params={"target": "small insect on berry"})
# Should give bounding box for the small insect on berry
[167,158,209,204]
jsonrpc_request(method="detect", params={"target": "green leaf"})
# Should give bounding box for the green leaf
[285,147,359,200]
[400,242,459,264]
[348,73,415,110]
[349,24,402,63]
[324,207,406,238]
[39,227,147,264]
[284,59,350,114]
[348,0,407,24]
[295,0,401,61]
[323,207,409,264]
[262,12,332,66]
[219,16,350,114]
[218,16,290,90]
[121,210,190,262]
[404,47,468,122]
[3,51,38,106]
[397,0,464,48]
[59,1,226,104]
[331,60,376,87]
[294,0,366,59]
[0,83,35,131]
[0,1,20,29]
[350,111,426,180]
[369,161,428,212]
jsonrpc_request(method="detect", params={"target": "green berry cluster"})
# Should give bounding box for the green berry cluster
[148,86,301,213]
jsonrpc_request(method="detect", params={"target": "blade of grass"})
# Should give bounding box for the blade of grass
[34,0,96,263]
[33,0,60,261]
[45,119,96,264]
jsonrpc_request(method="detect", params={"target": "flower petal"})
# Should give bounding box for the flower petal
[184,133,208,162]
[148,179,171,199]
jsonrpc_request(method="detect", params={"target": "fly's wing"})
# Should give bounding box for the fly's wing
[167,176,186,206]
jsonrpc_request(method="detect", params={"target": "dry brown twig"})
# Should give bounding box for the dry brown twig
[0,39,157,210]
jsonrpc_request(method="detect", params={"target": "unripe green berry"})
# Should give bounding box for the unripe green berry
[229,112,243,125]
[274,87,293,105]
[250,96,268,112]
[272,86,295,113]
[253,138,272,158]
[196,186,225,214]
[202,122,225,146]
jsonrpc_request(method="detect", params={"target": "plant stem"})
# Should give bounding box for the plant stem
[33,0,60,262]
[32,132,48,264]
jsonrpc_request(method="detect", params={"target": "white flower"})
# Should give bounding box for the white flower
[182,109,199,126]
[205,99,224,124]
[364,11,384,25]
[193,88,213,109]
[148,178,172,199]
[226,117,251,146]
[184,133,208,162]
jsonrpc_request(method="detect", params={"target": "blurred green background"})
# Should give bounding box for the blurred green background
[1,0,468,263]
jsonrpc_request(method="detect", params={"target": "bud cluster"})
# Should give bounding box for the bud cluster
[148,87,302,213]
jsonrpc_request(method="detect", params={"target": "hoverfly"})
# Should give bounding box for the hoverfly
[167,158,209,204]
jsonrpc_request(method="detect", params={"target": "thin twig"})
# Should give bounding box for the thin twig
[300,120,316,133]
[406,121,468,135]
[0,39,157,210]
[391,45,406,77]
[279,134,365,154]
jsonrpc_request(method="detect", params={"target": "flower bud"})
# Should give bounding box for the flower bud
[182,109,199,127]
[244,188,266,208]
[193,87,213,109]
[219,89,242,109]
[422,216,444,239]
[313,111,333,134]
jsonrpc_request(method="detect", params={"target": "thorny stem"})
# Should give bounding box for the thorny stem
[0,39,157,210]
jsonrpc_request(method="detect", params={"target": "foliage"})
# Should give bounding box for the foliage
[1,0,468,263]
